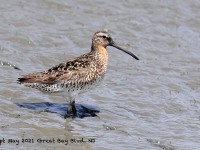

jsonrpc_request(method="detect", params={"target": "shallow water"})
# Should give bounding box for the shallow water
[0,0,200,149]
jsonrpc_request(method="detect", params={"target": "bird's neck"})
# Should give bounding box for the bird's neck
[91,45,108,64]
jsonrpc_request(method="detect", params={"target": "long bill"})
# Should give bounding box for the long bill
[110,42,139,60]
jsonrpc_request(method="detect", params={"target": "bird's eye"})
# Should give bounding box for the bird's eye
[102,35,107,39]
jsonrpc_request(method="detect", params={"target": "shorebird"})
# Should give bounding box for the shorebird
[17,30,139,118]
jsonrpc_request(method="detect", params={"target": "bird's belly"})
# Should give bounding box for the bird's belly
[62,76,104,96]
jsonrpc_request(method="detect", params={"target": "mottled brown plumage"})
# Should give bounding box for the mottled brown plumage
[18,30,139,118]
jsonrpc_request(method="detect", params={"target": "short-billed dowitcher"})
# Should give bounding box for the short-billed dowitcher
[17,30,139,118]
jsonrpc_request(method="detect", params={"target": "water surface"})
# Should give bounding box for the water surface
[0,0,200,149]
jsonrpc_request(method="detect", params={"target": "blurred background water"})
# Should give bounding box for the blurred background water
[0,0,200,149]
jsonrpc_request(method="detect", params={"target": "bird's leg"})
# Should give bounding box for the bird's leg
[65,98,77,119]
[71,100,77,116]
[65,104,72,118]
